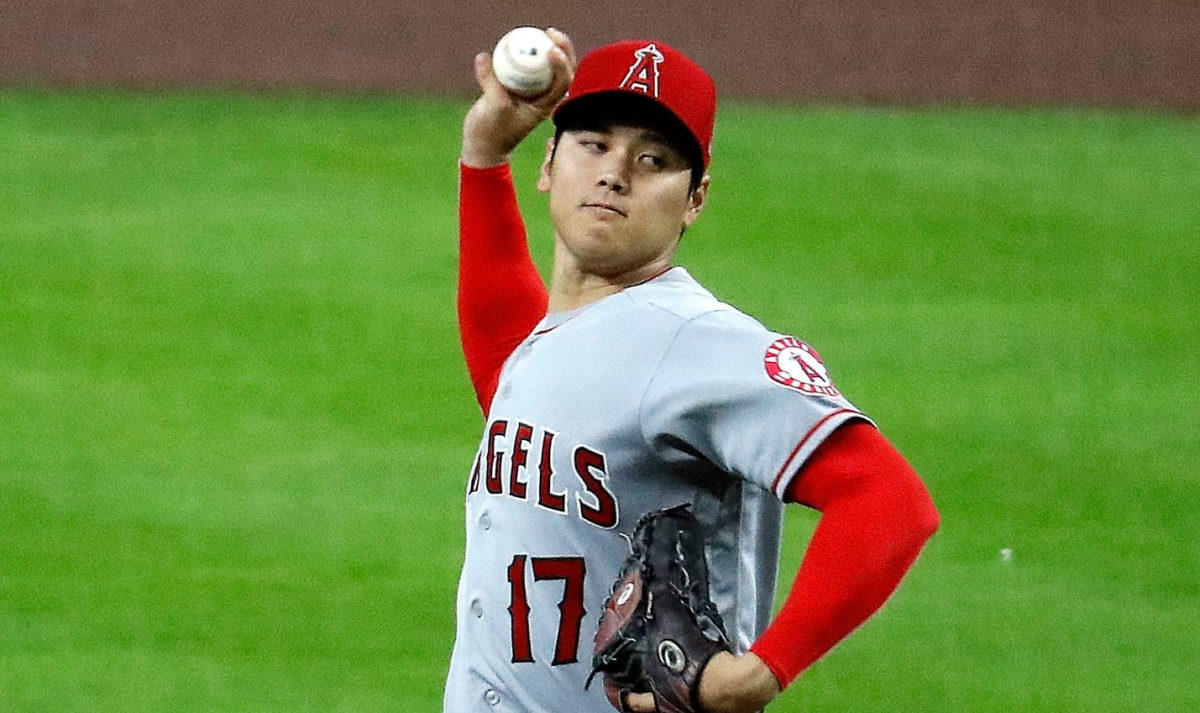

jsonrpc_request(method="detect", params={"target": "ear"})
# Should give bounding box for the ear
[537,136,556,193]
[681,174,711,230]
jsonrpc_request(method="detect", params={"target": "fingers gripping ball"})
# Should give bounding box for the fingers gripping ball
[492,26,556,97]
[587,505,732,713]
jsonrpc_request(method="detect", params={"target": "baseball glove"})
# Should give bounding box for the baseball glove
[586,504,732,713]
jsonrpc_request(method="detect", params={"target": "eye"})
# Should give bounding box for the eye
[639,153,665,168]
[579,138,606,153]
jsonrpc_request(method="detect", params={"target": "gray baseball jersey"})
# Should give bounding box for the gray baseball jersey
[444,267,869,712]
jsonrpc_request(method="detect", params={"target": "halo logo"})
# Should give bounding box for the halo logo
[763,337,840,397]
[620,44,665,97]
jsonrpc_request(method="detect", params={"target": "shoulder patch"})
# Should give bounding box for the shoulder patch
[763,337,840,397]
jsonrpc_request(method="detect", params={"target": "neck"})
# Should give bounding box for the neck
[547,251,674,312]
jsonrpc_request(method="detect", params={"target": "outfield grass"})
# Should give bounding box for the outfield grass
[1,89,1197,712]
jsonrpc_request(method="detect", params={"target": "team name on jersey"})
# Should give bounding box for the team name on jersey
[467,419,619,529]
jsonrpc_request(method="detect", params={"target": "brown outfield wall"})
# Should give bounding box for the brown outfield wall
[2,0,1198,111]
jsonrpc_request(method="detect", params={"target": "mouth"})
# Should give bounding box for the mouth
[581,202,628,217]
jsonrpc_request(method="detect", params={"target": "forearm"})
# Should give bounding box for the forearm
[750,422,940,687]
[458,163,549,411]
[456,33,575,412]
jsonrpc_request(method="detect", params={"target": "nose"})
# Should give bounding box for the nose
[597,174,626,193]
[596,153,631,194]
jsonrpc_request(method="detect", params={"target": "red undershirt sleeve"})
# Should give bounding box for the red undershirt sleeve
[749,421,940,687]
[458,162,550,413]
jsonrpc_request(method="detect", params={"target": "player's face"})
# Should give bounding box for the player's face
[538,123,709,279]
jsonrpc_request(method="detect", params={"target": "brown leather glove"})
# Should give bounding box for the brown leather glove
[587,505,732,712]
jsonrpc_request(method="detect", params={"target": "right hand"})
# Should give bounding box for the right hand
[623,651,781,713]
[461,28,577,169]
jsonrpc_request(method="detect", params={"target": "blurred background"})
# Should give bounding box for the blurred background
[4,0,1200,109]
[2,2,1197,711]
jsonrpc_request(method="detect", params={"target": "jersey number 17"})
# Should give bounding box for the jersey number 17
[506,555,587,665]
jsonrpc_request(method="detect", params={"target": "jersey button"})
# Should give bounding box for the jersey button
[480,513,492,530]
[470,599,483,618]
[484,689,500,706]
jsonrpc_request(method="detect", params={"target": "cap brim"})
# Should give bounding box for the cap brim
[553,91,704,172]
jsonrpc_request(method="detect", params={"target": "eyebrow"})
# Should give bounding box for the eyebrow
[638,130,672,148]
[571,126,676,152]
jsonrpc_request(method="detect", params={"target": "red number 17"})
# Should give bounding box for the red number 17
[506,555,587,665]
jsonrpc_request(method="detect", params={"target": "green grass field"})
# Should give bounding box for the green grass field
[1,89,1197,712]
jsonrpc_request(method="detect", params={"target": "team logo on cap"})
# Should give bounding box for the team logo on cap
[764,337,840,397]
[620,43,665,97]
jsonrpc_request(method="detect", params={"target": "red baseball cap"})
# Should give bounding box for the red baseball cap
[553,40,717,168]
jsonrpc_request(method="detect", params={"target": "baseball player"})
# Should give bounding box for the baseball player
[446,29,940,713]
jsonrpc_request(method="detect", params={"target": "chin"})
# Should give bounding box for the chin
[568,229,624,260]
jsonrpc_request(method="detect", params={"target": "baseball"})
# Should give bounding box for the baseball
[492,27,555,97]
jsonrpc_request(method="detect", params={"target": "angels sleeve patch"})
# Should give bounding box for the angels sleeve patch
[763,336,840,397]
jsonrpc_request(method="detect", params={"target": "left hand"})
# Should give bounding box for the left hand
[623,651,782,713]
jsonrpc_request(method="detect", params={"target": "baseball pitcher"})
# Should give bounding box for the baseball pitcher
[445,29,940,713]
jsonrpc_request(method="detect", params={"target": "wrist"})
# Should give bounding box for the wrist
[699,651,781,713]
[460,109,518,169]
[460,147,512,169]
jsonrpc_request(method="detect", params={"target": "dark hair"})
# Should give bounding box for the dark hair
[552,93,705,193]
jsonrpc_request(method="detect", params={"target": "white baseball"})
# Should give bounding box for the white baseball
[492,27,555,98]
